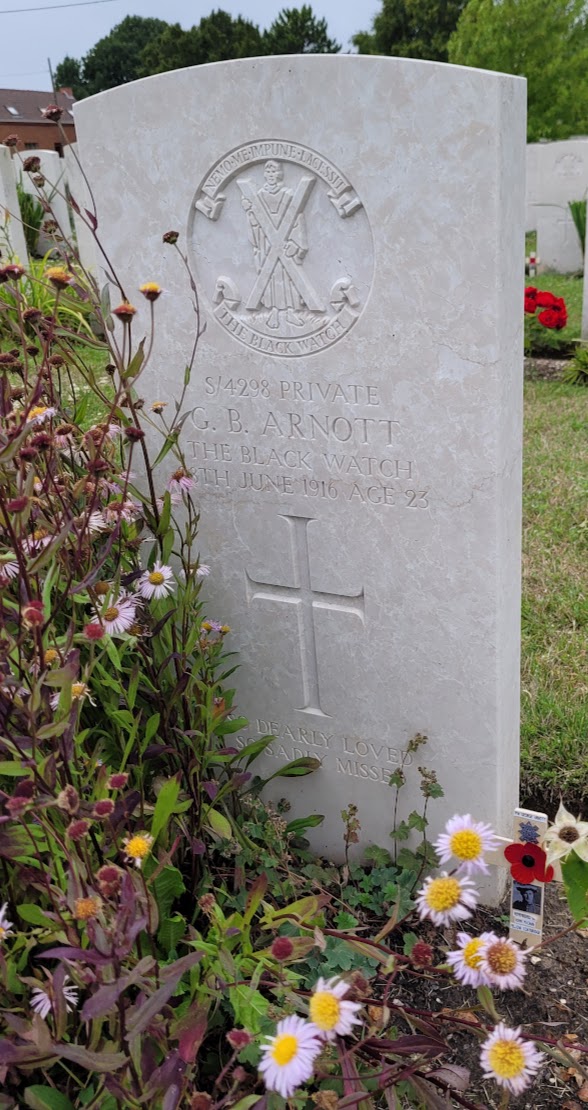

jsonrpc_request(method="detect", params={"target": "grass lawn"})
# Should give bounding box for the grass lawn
[521,380,588,813]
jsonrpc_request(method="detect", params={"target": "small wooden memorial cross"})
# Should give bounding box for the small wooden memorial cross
[486,807,561,948]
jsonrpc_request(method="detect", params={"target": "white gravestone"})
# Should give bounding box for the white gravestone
[75,57,525,879]
[19,150,71,256]
[63,143,100,274]
[527,140,588,267]
[0,146,28,264]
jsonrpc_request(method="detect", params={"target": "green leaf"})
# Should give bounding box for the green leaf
[151,777,181,843]
[408,811,427,832]
[234,735,274,767]
[228,985,269,1034]
[262,756,321,783]
[285,814,324,836]
[158,913,186,954]
[156,491,172,537]
[205,808,232,839]
[215,716,248,736]
[0,762,31,776]
[24,1087,75,1110]
[17,904,57,928]
[123,337,145,380]
[153,432,179,469]
[152,866,185,922]
[561,851,588,926]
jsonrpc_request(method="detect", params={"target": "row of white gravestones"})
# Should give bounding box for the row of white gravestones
[74,55,525,901]
[0,143,97,273]
[527,139,588,272]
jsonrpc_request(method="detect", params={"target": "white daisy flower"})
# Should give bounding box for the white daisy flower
[259,1015,322,1098]
[0,559,19,581]
[309,976,362,1041]
[0,903,14,942]
[85,512,110,535]
[167,468,195,496]
[479,935,526,990]
[196,564,210,578]
[50,682,95,710]
[30,975,78,1020]
[23,529,52,555]
[481,1023,544,1095]
[434,813,500,875]
[416,872,478,927]
[102,499,140,524]
[138,561,174,601]
[542,802,588,865]
[96,596,137,636]
[27,405,56,426]
[446,931,496,988]
[121,832,154,869]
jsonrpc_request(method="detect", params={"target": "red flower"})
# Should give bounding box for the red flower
[536,290,557,308]
[538,297,567,330]
[524,286,538,314]
[504,841,554,883]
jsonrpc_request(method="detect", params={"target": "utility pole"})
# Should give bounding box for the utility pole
[48,57,56,96]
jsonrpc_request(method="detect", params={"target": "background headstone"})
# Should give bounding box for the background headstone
[0,146,28,264]
[75,56,525,884]
[527,139,588,270]
[63,143,99,274]
[20,150,71,256]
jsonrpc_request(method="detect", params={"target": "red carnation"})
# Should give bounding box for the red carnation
[524,286,538,315]
[535,290,557,308]
[538,296,567,330]
[504,841,554,883]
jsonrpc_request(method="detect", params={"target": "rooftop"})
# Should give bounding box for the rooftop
[0,88,75,126]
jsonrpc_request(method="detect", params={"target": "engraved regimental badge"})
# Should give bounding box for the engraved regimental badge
[189,140,374,357]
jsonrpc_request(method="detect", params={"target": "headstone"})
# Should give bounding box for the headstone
[63,143,99,274]
[0,146,28,264]
[527,139,588,267]
[74,56,525,885]
[536,203,583,273]
[19,150,71,255]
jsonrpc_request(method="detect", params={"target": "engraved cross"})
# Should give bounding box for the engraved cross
[245,515,365,717]
[237,176,325,312]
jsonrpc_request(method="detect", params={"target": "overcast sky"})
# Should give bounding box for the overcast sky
[0,0,380,91]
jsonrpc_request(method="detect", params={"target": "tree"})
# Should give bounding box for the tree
[448,0,588,141]
[139,10,263,76]
[53,56,87,100]
[263,5,340,54]
[353,0,466,61]
[54,16,168,98]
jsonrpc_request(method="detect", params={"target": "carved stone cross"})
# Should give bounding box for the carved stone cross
[245,514,365,717]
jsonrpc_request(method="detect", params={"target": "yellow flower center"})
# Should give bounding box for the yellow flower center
[487,1039,526,1080]
[33,528,48,541]
[486,941,517,975]
[172,468,186,480]
[309,990,341,1031]
[104,607,119,622]
[0,926,6,939]
[462,938,483,969]
[271,1033,298,1066]
[425,876,461,912]
[71,683,86,699]
[29,406,47,420]
[125,835,151,860]
[140,282,161,293]
[148,571,164,585]
[44,649,58,665]
[449,829,482,861]
[75,896,101,920]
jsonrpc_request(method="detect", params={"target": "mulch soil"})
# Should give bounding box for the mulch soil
[391,884,588,1108]
[524,357,570,381]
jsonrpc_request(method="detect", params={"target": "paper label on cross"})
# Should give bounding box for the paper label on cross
[245,514,365,717]
[486,807,558,947]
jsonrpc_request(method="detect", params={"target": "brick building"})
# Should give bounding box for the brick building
[0,88,76,154]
